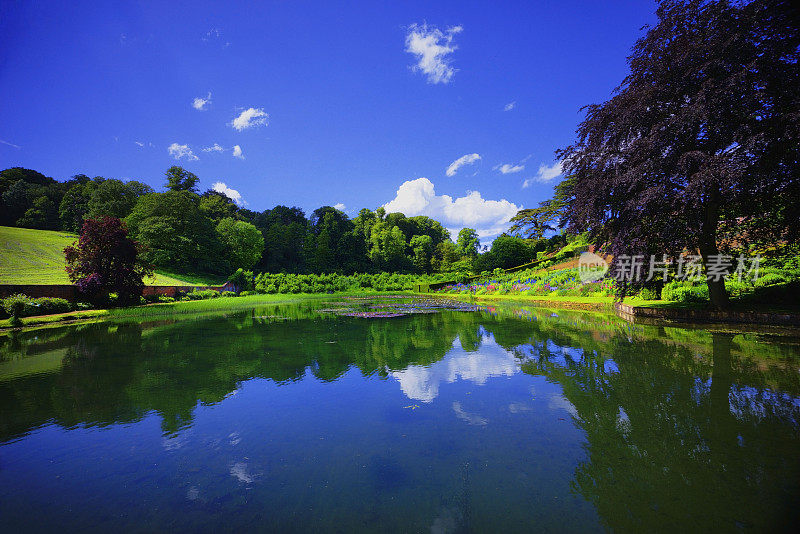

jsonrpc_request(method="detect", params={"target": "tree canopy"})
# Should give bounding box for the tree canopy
[557,0,800,307]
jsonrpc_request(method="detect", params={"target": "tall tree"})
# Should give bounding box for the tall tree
[557,0,800,308]
[509,176,575,240]
[215,217,265,270]
[164,166,199,192]
[455,228,480,258]
[126,191,225,273]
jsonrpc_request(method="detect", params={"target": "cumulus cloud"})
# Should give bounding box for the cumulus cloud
[232,145,244,159]
[446,153,481,177]
[168,143,198,161]
[522,160,564,188]
[212,181,246,206]
[230,108,269,131]
[193,92,211,110]
[383,177,520,238]
[333,203,346,211]
[504,101,516,111]
[405,23,462,84]
[202,143,225,152]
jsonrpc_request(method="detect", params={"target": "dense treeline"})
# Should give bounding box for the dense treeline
[1,165,572,277]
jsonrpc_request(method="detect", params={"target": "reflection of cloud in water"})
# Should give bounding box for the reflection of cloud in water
[548,394,578,417]
[392,335,519,402]
[452,401,488,426]
[508,402,532,413]
[230,462,255,483]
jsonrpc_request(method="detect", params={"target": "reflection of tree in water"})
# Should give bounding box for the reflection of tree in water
[0,307,492,439]
[2,304,800,531]
[517,323,800,532]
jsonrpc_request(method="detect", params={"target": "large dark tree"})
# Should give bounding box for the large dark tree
[557,0,800,308]
[64,217,153,305]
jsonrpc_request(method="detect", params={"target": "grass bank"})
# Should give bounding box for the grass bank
[0,225,214,286]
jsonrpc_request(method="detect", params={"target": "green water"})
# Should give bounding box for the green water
[1,298,799,532]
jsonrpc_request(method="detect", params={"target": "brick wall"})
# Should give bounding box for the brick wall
[0,284,227,300]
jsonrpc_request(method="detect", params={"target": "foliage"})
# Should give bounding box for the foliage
[164,166,199,192]
[456,228,480,258]
[473,234,537,271]
[64,217,153,305]
[557,0,800,308]
[183,289,221,300]
[126,191,226,274]
[215,218,264,270]
[228,268,255,292]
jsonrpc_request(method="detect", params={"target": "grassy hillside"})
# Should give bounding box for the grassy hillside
[0,226,207,286]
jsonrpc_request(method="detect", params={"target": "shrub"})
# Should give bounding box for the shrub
[638,287,659,300]
[30,297,72,315]
[3,294,31,319]
[185,289,221,300]
[239,290,254,297]
[220,291,236,298]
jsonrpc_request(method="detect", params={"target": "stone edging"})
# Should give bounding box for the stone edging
[614,302,800,327]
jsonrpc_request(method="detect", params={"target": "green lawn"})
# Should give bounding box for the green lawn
[0,225,205,286]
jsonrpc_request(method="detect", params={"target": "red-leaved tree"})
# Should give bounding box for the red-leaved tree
[64,216,153,305]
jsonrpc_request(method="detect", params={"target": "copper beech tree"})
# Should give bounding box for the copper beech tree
[557,0,799,308]
[64,216,153,305]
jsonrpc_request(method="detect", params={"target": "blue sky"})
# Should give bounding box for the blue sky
[0,0,656,241]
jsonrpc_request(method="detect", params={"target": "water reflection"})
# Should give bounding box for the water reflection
[1,301,799,531]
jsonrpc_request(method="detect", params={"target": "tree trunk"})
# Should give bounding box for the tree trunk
[699,199,730,309]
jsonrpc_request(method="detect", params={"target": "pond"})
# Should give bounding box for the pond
[1,297,799,532]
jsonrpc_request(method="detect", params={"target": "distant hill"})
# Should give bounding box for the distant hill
[0,226,204,286]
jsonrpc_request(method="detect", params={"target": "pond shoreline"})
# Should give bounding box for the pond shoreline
[4,291,800,331]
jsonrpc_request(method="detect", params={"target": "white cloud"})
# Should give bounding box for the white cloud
[212,181,246,206]
[504,101,516,111]
[496,163,524,174]
[193,92,211,110]
[383,177,519,239]
[333,203,346,211]
[230,108,269,131]
[446,153,481,177]
[405,23,463,84]
[135,141,144,147]
[167,143,198,161]
[523,160,563,188]
[232,145,244,159]
[202,143,225,152]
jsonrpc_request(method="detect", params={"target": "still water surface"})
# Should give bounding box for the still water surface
[1,298,799,532]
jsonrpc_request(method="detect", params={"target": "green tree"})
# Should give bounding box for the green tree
[254,205,309,273]
[509,176,575,240]
[164,166,199,192]
[17,196,57,229]
[199,190,237,223]
[215,217,265,270]
[126,191,225,273]
[456,228,480,258]
[87,179,141,219]
[410,234,434,272]
[58,177,98,232]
